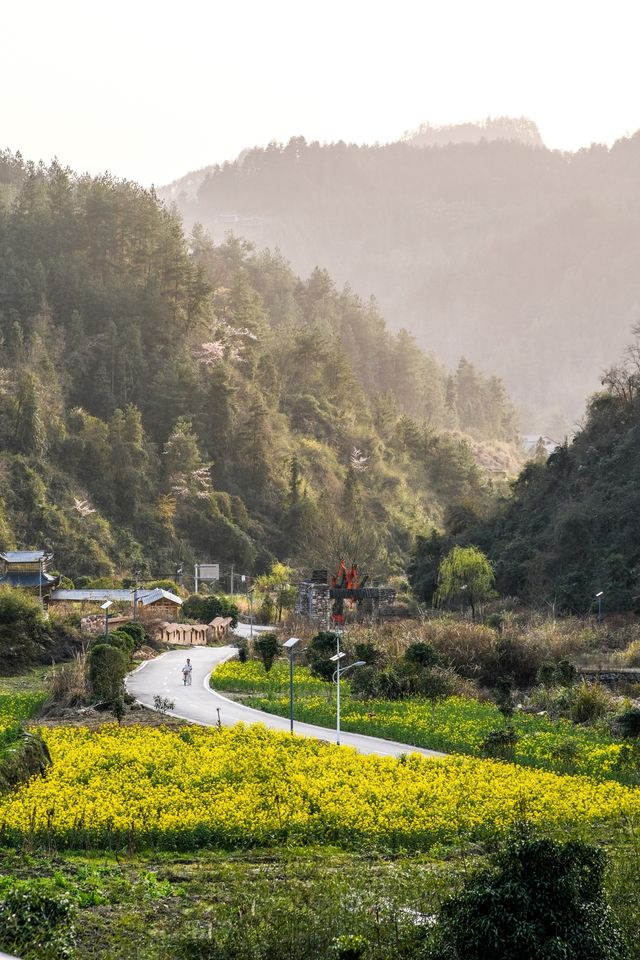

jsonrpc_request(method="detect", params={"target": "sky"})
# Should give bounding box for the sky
[2,0,640,186]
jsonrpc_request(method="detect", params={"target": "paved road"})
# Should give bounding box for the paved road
[126,633,445,760]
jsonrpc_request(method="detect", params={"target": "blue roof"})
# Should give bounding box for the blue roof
[1,551,49,563]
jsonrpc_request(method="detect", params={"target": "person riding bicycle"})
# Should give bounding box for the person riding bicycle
[181,658,193,685]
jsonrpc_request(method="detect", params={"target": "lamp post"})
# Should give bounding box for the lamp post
[283,637,301,733]
[330,631,365,745]
[248,589,254,641]
[595,590,604,622]
[100,600,113,640]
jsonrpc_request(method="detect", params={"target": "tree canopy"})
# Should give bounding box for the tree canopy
[0,155,519,582]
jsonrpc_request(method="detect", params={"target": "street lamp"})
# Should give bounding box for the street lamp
[283,636,301,733]
[248,589,254,641]
[329,631,365,744]
[100,600,113,640]
[595,590,604,622]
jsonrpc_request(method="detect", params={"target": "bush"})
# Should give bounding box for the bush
[258,595,275,624]
[0,588,48,672]
[254,633,279,673]
[117,621,147,650]
[404,641,440,668]
[89,644,128,701]
[422,620,497,681]
[105,629,135,656]
[536,661,557,687]
[615,707,640,739]
[555,658,577,686]
[570,682,612,724]
[618,638,640,666]
[0,885,75,960]
[307,632,341,682]
[182,594,239,627]
[430,831,627,960]
[480,725,518,761]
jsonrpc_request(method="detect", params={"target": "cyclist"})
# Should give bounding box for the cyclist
[181,658,193,686]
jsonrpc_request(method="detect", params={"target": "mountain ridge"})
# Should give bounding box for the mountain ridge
[160,127,640,434]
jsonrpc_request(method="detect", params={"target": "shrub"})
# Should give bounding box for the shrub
[117,621,147,650]
[618,638,640,667]
[429,831,627,960]
[404,641,440,668]
[182,594,239,627]
[306,632,341,682]
[536,661,557,687]
[570,682,612,724]
[105,629,135,657]
[615,707,640,739]
[353,642,381,666]
[0,588,48,672]
[480,725,518,761]
[0,885,75,960]
[422,620,497,681]
[89,644,128,701]
[258,595,275,624]
[254,633,279,673]
[555,658,577,686]
[153,695,175,715]
[493,677,515,718]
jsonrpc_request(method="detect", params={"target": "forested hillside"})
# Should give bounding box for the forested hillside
[0,152,518,581]
[410,333,640,614]
[163,128,640,432]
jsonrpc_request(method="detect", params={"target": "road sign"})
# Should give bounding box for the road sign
[197,564,220,581]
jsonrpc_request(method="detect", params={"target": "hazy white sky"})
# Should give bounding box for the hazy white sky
[2,0,640,186]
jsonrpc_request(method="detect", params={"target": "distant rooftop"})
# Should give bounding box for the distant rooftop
[138,588,183,606]
[50,588,182,605]
[1,550,50,563]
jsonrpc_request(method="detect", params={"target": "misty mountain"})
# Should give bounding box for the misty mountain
[403,116,544,149]
[162,125,640,433]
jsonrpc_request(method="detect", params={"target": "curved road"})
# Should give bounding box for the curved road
[126,634,445,760]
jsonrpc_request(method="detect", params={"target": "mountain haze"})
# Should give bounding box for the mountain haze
[162,124,640,433]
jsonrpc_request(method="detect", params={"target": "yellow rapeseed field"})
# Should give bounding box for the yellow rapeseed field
[0,724,638,850]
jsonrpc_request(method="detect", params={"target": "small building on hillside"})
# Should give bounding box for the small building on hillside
[136,588,183,620]
[0,551,60,598]
[49,587,183,620]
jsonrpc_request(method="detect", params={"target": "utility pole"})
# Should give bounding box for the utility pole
[133,569,141,620]
[230,563,235,597]
[194,564,199,594]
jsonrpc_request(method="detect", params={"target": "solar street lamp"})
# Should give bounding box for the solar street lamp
[283,636,301,733]
[100,600,113,640]
[329,631,365,745]
[595,591,604,622]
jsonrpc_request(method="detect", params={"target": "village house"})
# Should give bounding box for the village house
[48,587,184,620]
[0,550,60,598]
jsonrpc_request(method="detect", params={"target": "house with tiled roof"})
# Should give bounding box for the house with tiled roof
[0,550,60,598]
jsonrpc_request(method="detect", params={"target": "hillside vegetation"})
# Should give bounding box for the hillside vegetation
[0,152,518,580]
[411,333,640,613]
[163,127,640,431]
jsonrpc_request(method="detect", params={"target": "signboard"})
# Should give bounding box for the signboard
[197,564,220,582]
